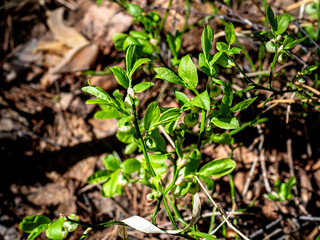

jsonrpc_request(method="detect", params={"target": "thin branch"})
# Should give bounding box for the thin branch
[210,209,235,235]
[195,176,250,240]
[242,156,259,198]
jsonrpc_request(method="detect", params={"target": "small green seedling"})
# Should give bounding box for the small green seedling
[265,176,297,201]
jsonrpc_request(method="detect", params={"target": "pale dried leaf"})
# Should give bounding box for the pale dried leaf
[121,193,201,235]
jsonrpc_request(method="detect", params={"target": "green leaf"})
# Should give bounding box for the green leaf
[137,38,154,55]
[112,33,128,50]
[173,181,197,198]
[129,31,149,40]
[216,53,230,67]
[225,22,235,46]
[266,5,277,34]
[129,58,151,78]
[211,133,234,145]
[230,97,257,112]
[94,108,122,120]
[122,36,140,50]
[201,25,214,60]
[167,32,178,58]
[173,88,190,106]
[26,224,48,240]
[284,36,307,49]
[124,142,138,154]
[199,175,215,190]
[216,42,229,52]
[234,85,255,96]
[113,90,128,113]
[189,231,218,240]
[110,66,129,89]
[46,217,66,240]
[149,154,168,176]
[190,91,211,110]
[178,55,198,90]
[211,117,240,129]
[82,85,113,103]
[185,149,202,177]
[87,170,110,184]
[165,119,178,134]
[144,102,160,132]
[157,108,181,126]
[126,45,137,74]
[86,99,109,105]
[102,170,121,198]
[148,128,166,151]
[19,215,51,233]
[209,52,223,66]
[199,53,211,77]
[221,82,233,113]
[300,65,318,75]
[154,67,185,86]
[198,158,236,177]
[126,3,143,18]
[227,47,241,55]
[122,158,141,174]
[133,82,154,92]
[103,154,121,171]
[117,115,132,128]
[116,128,135,144]
[276,13,291,35]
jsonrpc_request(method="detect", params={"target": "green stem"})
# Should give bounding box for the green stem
[131,98,156,177]
[158,0,172,33]
[231,57,292,94]
[229,174,236,210]
[164,164,179,195]
[208,206,216,233]
[197,109,207,150]
[167,195,188,226]
[235,37,256,72]
[163,196,178,229]
[183,0,191,32]
[268,51,278,89]
[151,198,162,225]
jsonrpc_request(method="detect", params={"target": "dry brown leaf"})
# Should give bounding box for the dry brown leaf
[35,7,98,73]
[27,183,76,215]
[80,3,132,54]
[65,156,96,183]
[46,8,88,48]
[34,41,69,56]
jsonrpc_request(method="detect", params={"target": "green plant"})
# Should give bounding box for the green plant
[265,176,297,202]
[19,25,245,240]
[19,2,319,240]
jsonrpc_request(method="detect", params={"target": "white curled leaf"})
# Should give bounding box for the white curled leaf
[121,193,201,235]
[122,216,166,234]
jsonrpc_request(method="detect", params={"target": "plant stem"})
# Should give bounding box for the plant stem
[163,196,178,229]
[167,195,188,226]
[183,0,191,32]
[268,51,278,88]
[131,98,156,177]
[235,37,256,72]
[163,164,179,195]
[158,0,172,33]
[151,198,162,225]
[231,57,293,94]
[197,109,207,150]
